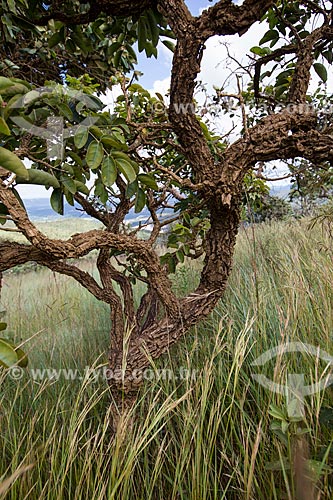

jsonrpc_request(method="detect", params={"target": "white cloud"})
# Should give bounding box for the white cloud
[150,77,171,97]
[199,23,267,92]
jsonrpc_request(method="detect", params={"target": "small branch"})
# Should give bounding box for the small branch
[236,75,248,138]
[154,160,204,191]
[0,226,22,233]
[273,4,302,43]
[74,193,111,227]
[224,43,252,77]
[146,192,161,245]
[253,45,297,99]
[301,0,329,22]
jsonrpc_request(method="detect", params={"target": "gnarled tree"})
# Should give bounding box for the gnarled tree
[0,0,333,427]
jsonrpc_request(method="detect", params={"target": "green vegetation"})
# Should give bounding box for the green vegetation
[1,0,333,431]
[1,218,333,499]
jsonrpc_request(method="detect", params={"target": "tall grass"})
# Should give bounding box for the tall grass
[1,218,333,499]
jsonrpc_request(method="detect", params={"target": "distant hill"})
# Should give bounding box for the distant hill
[269,184,290,199]
[23,188,290,223]
[24,198,84,221]
[23,198,173,226]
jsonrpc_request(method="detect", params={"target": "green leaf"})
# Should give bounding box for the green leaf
[94,179,108,204]
[114,48,123,68]
[0,147,28,179]
[67,151,83,167]
[135,188,146,213]
[1,338,28,368]
[146,9,159,46]
[64,188,74,205]
[0,322,7,331]
[298,30,310,40]
[58,103,73,121]
[7,0,17,13]
[0,117,10,135]
[281,420,289,434]
[275,84,289,99]
[62,177,77,194]
[176,250,185,263]
[89,126,103,139]
[16,347,28,368]
[0,203,7,217]
[323,50,333,64]
[314,63,328,83]
[74,180,89,195]
[71,31,91,54]
[191,217,201,227]
[199,121,213,141]
[0,338,18,368]
[48,30,64,49]
[138,173,158,190]
[125,43,138,63]
[276,69,293,86]
[101,135,128,151]
[50,188,64,215]
[18,89,41,106]
[0,76,15,93]
[259,30,279,45]
[3,94,23,119]
[9,78,31,89]
[112,151,139,172]
[162,40,175,53]
[74,126,89,149]
[1,83,29,97]
[269,404,287,421]
[144,41,158,58]
[250,46,272,57]
[101,156,117,187]
[138,17,147,53]
[126,180,138,199]
[114,158,136,183]
[167,254,176,273]
[112,130,125,144]
[108,41,122,58]
[16,169,60,188]
[86,141,104,169]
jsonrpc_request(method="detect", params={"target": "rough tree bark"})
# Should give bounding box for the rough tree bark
[1,0,333,429]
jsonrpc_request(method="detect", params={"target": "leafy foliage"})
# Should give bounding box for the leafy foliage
[0,1,174,90]
[248,194,293,222]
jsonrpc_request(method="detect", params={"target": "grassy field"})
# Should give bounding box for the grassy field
[1,218,333,499]
[0,218,103,243]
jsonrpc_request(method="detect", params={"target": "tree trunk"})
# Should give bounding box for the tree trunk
[108,386,139,435]
[107,199,241,431]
